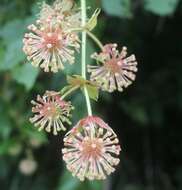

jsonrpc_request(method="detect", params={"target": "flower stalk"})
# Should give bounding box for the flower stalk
[61,85,80,99]
[67,27,104,50]
[81,0,92,116]
[86,30,104,50]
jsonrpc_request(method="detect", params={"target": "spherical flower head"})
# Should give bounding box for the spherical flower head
[30,91,74,135]
[23,21,80,72]
[88,44,138,92]
[62,116,121,181]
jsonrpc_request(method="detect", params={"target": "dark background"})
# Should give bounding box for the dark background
[0,0,182,190]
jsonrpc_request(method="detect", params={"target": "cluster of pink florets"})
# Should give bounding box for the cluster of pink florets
[23,0,80,72]
[62,116,121,181]
[88,44,137,92]
[23,0,138,181]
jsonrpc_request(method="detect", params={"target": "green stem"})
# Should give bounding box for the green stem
[61,85,80,100]
[81,0,92,116]
[66,27,83,33]
[67,22,104,50]
[86,30,104,50]
[68,27,104,50]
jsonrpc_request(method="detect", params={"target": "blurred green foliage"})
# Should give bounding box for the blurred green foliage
[0,0,182,190]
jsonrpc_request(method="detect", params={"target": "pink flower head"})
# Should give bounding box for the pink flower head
[62,116,121,181]
[23,20,80,72]
[88,44,138,92]
[30,91,74,135]
[39,0,81,31]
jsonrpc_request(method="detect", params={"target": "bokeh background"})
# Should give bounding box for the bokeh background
[0,0,182,189]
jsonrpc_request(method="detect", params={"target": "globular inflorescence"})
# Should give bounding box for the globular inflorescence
[23,0,138,181]
[62,116,121,181]
[23,0,80,72]
[30,91,74,135]
[88,44,138,92]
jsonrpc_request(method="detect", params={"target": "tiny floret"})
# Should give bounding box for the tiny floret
[62,116,121,181]
[30,91,74,135]
[88,44,138,92]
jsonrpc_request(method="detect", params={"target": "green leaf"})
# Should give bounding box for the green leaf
[0,16,35,42]
[66,75,99,101]
[0,139,18,155]
[0,159,9,178]
[120,101,149,125]
[72,93,87,123]
[101,0,132,18]
[0,47,5,69]
[88,181,103,190]
[0,17,36,71]
[0,110,12,139]
[57,169,80,190]
[144,0,179,16]
[57,168,103,190]
[21,122,48,146]
[85,84,99,101]
[0,19,25,43]
[86,8,101,31]
[0,39,25,71]
[64,40,95,75]
[11,63,39,91]
[67,75,86,87]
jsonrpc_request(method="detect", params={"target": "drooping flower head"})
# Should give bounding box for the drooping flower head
[62,116,121,181]
[30,91,74,135]
[23,0,81,72]
[88,44,138,92]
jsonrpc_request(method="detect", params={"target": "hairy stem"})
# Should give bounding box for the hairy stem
[81,0,92,116]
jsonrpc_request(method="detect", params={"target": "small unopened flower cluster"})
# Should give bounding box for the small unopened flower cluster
[19,158,37,176]
[39,0,81,30]
[23,0,81,72]
[24,0,138,182]
[88,44,138,92]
